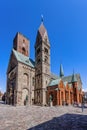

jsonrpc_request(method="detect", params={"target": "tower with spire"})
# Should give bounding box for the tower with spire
[71,71,79,103]
[6,16,82,106]
[60,64,64,78]
[34,18,51,105]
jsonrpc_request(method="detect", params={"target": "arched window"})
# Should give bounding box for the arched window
[32,77,35,86]
[23,39,25,43]
[37,48,40,55]
[37,58,41,64]
[44,56,48,63]
[44,47,48,54]
[22,47,26,55]
[23,73,29,86]
[46,80,47,85]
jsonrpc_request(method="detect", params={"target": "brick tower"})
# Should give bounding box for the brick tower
[72,72,79,103]
[13,32,30,57]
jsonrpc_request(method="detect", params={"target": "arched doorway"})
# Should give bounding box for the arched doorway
[22,89,28,105]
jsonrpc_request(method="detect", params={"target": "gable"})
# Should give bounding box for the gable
[7,51,18,74]
[48,78,61,87]
[58,80,65,89]
[62,74,82,84]
[13,49,35,68]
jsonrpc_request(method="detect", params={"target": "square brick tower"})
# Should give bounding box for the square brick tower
[13,32,30,57]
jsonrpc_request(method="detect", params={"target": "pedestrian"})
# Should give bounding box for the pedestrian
[82,103,84,112]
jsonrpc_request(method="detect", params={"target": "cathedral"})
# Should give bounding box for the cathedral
[6,20,83,106]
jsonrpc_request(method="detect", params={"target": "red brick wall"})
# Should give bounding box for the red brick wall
[13,32,29,57]
[47,81,82,106]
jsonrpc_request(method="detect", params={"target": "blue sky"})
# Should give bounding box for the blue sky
[0,0,87,92]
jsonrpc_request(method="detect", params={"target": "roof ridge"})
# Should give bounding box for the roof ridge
[12,49,35,68]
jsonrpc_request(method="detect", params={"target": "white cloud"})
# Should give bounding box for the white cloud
[83,88,87,92]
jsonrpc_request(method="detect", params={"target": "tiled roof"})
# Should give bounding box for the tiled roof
[62,74,79,83]
[48,78,61,86]
[48,74,80,87]
[13,49,35,68]
[50,73,59,79]
[71,73,78,83]
[38,23,47,38]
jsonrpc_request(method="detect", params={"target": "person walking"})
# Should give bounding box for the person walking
[82,96,84,112]
[82,103,84,112]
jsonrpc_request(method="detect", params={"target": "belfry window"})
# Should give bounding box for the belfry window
[44,47,48,54]
[22,47,26,55]
[37,48,40,55]
[37,58,41,63]
[23,39,25,43]
[44,56,48,63]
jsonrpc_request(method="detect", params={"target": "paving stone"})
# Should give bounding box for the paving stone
[0,102,87,130]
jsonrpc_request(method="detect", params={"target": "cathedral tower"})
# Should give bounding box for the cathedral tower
[13,32,30,57]
[34,20,50,105]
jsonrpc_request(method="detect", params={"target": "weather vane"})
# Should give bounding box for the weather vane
[41,14,44,23]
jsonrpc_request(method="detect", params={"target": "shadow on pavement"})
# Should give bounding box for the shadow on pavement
[28,113,87,130]
[0,101,5,104]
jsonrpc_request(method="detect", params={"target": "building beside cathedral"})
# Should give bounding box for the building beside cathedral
[6,21,83,106]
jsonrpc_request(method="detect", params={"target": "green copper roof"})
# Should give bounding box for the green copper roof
[62,74,79,83]
[48,78,61,87]
[48,74,80,87]
[60,64,64,77]
[71,72,78,83]
[13,49,35,68]
[50,73,59,79]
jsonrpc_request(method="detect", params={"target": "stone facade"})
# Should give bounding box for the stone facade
[6,22,83,106]
[6,32,35,106]
[34,23,51,106]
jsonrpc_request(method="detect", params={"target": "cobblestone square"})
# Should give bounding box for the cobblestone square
[0,102,87,130]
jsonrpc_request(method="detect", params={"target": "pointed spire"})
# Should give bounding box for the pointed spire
[72,70,77,83]
[38,15,47,39]
[60,64,64,77]
[41,14,44,24]
[35,16,50,47]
